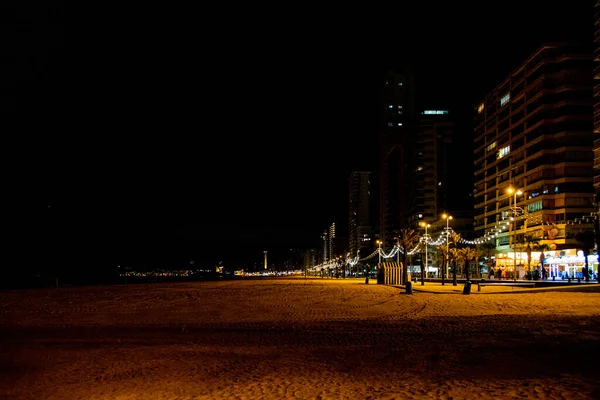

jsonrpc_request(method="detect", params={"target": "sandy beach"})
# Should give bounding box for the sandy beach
[1,277,599,399]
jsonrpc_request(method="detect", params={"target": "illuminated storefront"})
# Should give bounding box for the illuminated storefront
[543,250,599,280]
[494,249,599,280]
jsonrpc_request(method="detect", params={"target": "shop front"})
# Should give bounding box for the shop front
[543,250,598,280]
[494,252,526,279]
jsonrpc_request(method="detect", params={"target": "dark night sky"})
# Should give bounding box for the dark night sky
[7,1,595,271]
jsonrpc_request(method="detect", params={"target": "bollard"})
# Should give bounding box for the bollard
[365,276,369,284]
[463,281,472,295]
[477,282,481,292]
[405,281,413,294]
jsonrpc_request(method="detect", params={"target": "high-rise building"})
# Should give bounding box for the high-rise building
[379,68,417,250]
[348,171,372,257]
[595,2,600,202]
[406,109,455,227]
[473,43,596,278]
[328,222,336,265]
[378,66,465,255]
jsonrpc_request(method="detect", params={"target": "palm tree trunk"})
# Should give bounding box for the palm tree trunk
[441,258,446,286]
[452,261,457,286]
[420,258,425,285]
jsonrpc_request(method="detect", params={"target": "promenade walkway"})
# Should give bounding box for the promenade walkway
[391,280,600,294]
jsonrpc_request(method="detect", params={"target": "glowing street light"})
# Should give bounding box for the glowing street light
[419,222,430,283]
[376,240,382,264]
[507,187,523,281]
[442,213,453,280]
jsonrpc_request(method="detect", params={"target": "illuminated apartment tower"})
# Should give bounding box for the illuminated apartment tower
[348,171,372,257]
[405,110,455,227]
[594,2,600,207]
[379,68,417,250]
[328,222,336,265]
[473,43,595,276]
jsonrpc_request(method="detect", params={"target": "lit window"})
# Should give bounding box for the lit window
[398,105,403,109]
[500,93,510,107]
[388,122,394,127]
[478,103,485,113]
[398,82,403,86]
[398,123,403,126]
[497,145,510,159]
[422,110,448,115]
[388,105,393,108]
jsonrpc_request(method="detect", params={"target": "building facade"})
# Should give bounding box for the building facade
[348,171,372,257]
[379,68,417,251]
[406,109,455,227]
[473,43,596,279]
[594,1,600,260]
[595,1,600,202]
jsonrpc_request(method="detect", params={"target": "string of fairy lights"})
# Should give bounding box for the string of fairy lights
[314,231,452,270]
[311,206,549,270]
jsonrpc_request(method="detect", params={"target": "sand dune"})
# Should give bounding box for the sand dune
[1,277,599,399]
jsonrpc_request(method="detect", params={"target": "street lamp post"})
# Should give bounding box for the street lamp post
[508,187,523,281]
[376,240,381,264]
[420,222,430,283]
[442,213,453,280]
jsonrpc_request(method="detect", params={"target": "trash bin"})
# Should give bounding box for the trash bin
[406,281,413,294]
[463,281,472,295]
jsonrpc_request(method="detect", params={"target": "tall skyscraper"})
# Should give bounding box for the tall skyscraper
[593,1,600,257]
[595,2,600,202]
[473,42,596,278]
[379,68,417,250]
[378,66,462,252]
[328,222,336,266]
[406,109,455,226]
[348,171,372,257]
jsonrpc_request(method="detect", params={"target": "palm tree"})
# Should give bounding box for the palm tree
[458,247,480,281]
[448,232,462,286]
[477,240,496,279]
[434,245,446,285]
[522,235,540,279]
[534,242,552,279]
[449,248,460,286]
[396,228,420,285]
